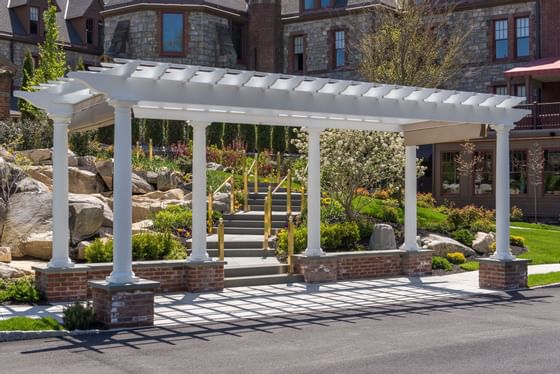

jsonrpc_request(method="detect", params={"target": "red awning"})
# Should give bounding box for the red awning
[505,57,560,78]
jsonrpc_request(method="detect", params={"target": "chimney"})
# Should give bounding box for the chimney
[0,57,17,120]
[247,0,282,73]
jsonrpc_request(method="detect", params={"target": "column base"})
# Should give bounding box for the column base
[295,255,338,283]
[88,279,160,329]
[478,258,530,290]
[106,271,139,285]
[47,258,75,269]
[303,248,325,258]
[185,261,225,292]
[33,264,89,302]
[401,250,433,276]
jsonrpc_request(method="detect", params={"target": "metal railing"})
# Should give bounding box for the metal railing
[515,102,560,130]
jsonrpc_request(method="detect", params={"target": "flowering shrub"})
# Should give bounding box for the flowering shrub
[446,205,494,233]
[510,235,526,247]
[153,205,192,237]
[417,193,436,208]
[447,252,466,264]
[510,206,524,222]
[432,256,453,271]
[206,145,222,164]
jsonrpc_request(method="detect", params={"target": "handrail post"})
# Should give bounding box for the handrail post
[267,185,273,236]
[287,214,294,275]
[218,218,225,261]
[287,168,292,215]
[300,184,305,213]
[208,190,214,234]
[254,155,259,194]
[534,101,540,129]
[148,138,153,160]
[276,151,281,183]
[135,141,140,159]
[243,169,249,211]
[263,195,269,252]
[230,173,235,213]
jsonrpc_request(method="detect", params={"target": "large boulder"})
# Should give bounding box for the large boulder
[132,219,154,234]
[95,159,113,190]
[77,155,97,173]
[472,232,496,255]
[207,162,223,171]
[131,196,188,222]
[1,192,52,258]
[142,188,184,201]
[369,224,397,250]
[132,173,155,194]
[16,149,51,163]
[15,176,49,194]
[421,233,477,258]
[0,247,11,263]
[0,263,26,279]
[68,194,105,244]
[136,170,158,185]
[21,231,53,260]
[25,166,53,189]
[156,169,181,191]
[68,167,105,194]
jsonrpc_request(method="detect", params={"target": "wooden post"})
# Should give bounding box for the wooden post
[135,141,140,159]
[301,185,305,213]
[287,168,292,215]
[276,152,281,183]
[243,170,249,211]
[267,185,272,236]
[148,138,153,160]
[218,218,225,261]
[263,195,269,252]
[230,174,235,213]
[208,190,214,234]
[287,214,294,275]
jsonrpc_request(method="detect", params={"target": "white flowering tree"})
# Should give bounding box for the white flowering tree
[293,128,417,220]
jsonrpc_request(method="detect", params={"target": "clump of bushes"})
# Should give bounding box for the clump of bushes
[417,193,436,208]
[510,206,524,222]
[432,256,453,271]
[63,301,96,331]
[321,198,346,224]
[0,276,40,303]
[446,204,494,233]
[153,205,192,236]
[510,235,526,248]
[380,206,399,223]
[276,221,360,260]
[85,232,186,263]
[447,252,466,265]
[451,229,475,246]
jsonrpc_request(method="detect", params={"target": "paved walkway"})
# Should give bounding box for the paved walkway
[1,264,559,327]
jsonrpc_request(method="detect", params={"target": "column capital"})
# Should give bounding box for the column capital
[49,115,72,126]
[491,124,515,133]
[189,121,210,129]
[108,99,137,109]
[304,126,324,135]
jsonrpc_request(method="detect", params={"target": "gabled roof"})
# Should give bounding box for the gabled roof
[64,0,99,19]
[281,0,397,16]
[7,0,29,8]
[103,0,248,13]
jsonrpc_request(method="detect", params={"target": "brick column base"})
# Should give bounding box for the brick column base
[185,261,225,292]
[295,256,338,283]
[479,258,530,290]
[34,265,89,302]
[401,250,433,276]
[88,279,160,329]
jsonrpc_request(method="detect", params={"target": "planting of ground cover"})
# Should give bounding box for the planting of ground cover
[0,317,62,331]
[528,272,560,287]
[0,277,40,304]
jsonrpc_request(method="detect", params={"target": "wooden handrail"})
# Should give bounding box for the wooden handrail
[273,174,289,193]
[214,175,232,194]
[247,158,257,175]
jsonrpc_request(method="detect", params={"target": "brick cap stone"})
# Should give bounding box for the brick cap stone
[185,260,227,268]
[294,254,338,262]
[401,249,433,256]
[477,258,531,264]
[88,278,160,292]
[32,264,89,274]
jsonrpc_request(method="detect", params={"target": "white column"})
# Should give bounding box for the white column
[492,125,514,261]
[107,101,138,284]
[48,116,74,268]
[189,122,211,262]
[402,145,419,251]
[304,127,324,257]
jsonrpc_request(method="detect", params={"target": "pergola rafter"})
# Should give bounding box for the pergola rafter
[15,59,529,286]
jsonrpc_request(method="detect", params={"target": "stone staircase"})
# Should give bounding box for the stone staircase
[188,182,304,287]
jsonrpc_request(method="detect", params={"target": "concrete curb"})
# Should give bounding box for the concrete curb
[0,329,101,342]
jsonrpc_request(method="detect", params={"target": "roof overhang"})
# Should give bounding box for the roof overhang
[15,59,530,143]
[505,57,560,82]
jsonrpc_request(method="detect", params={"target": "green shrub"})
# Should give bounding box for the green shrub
[63,301,96,331]
[446,252,466,265]
[153,205,193,236]
[85,233,186,263]
[276,226,308,260]
[510,235,526,247]
[417,193,436,208]
[459,261,480,271]
[380,206,399,223]
[510,206,524,222]
[176,156,192,174]
[321,198,345,224]
[357,218,374,240]
[0,276,40,303]
[425,219,455,234]
[470,219,495,234]
[446,205,494,231]
[432,256,453,271]
[451,229,475,246]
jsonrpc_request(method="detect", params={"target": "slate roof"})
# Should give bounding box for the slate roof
[64,0,98,19]
[103,0,248,13]
[281,0,397,16]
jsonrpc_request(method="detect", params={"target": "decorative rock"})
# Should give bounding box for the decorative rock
[17,149,51,163]
[77,155,97,173]
[142,188,184,201]
[132,172,154,194]
[95,159,113,190]
[25,166,53,188]
[132,219,154,234]
[15,177,49,194]
[511,245,528,256]
[0,263,26,279]
[76,241,91,261]
[472,232,496,255]
[68,167,105,194]
[67,151,78,167]
[69,195,105,244]
[207,162,223,171]
[21,231,53,260]
[156,170,180,191]
[0,247,11,263]
[369,224,397,250]
[421,233,477,258]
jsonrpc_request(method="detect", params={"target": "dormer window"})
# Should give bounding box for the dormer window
[86,19,94,44]
[30,6,39,35]
[303,0,332,11]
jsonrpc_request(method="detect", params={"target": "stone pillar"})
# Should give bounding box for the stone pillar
[304,127,324,257]
[107,101,138,284]
[48,116,74,269]
[493,125,514,261]
[402,145,419,251]
[189,122,210,262]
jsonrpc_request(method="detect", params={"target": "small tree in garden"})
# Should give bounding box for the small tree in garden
[292,128,416,220]
[528,142,544,223]
[455,141,482,177]
[18,50,36,120]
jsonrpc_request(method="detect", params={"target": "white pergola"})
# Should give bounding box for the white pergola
[16,59,528,284]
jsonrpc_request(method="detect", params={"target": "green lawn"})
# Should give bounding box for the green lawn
[356,197,447,228]
[0,317,62,331]
[512,223,560,265]
[528,272,560,287]
[459,261,480,271]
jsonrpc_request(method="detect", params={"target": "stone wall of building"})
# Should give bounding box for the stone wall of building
[103,10,238,67]
[448,1,536,93]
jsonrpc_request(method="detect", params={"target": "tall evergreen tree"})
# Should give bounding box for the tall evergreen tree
[96,125,114,145]
[185,123,193,144]
[287,126,299,154]
[167,120,186,144]
[239,124,256,152]
[271,126,286,153]
[144,119,165,146]
[18,50,36,119]
[131,118,142,145]
[33,1,67,84]
[207,123,223,147]
[256,125,271,151]
[222,123,239,148]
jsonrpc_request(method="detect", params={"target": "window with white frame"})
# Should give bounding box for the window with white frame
[334,30,345,67]
[495,19,508,59]
[516,17,530,57]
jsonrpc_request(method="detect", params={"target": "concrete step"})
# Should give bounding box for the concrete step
[248,199,302,207]
[249,188,287,193]
[222,220,286,229]
[250,204,301,212]
[204,248,276,257]
[215,227,269,235]
[225,264,288,277]
[222,213,290,222]
[224,274,304,288]
[248,192,302,200]
[185,234,273,249]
